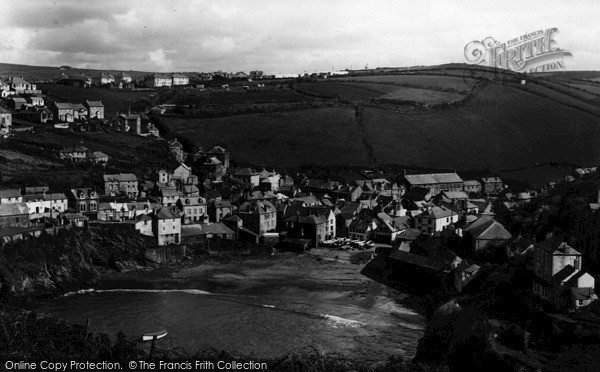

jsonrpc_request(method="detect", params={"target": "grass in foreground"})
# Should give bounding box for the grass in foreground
[0,309,446,371]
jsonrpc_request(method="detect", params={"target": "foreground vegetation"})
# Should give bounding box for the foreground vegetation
[0,309,445,371]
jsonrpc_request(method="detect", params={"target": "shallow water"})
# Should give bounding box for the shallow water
[37,288,424,364]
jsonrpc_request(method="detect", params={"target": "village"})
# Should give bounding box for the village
[0,71,599,319]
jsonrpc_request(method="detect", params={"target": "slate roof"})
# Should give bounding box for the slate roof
[85,100,103,107]
[571,287,596,301]
[464,218,512,241]
[60,146,88,154]
[463,180,481,186]
[103,173,137,182]
[443,191,469,200]
[155,207,180,219]
[481,177,502,183]
[285,214,328,225]
[204,156,222,165]
[63,212,87,220]
[178,196,206,206]
[0,189,22,198]
[404,173,463,185]
[389,250,452,273]
[135,214,152,222]
[421,206,456,219]
[181,223,234,237]
[536,238,581,256]
[53,102,74,109]
[89,151,108,159]
[182,185,200,194]
[238,200,275,214]
[119,113,140,120]
[397,228,423,241]
[208,146,227,153]
[0,203,28,216]
[234,168,258,176]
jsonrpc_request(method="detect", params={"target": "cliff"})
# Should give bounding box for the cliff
[0,225,160,300]
[413,264,600,371]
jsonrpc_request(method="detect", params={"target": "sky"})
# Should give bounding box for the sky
[1,0,598,74]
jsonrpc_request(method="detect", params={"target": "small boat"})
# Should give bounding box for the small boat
[141,330,168,342]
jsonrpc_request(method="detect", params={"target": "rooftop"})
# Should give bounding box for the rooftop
[404,173,463,185]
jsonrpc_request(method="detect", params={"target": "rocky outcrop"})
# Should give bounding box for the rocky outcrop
[0,225,163,299]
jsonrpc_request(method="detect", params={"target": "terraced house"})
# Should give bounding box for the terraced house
[0,189,23,204]
[114,113,141,134]
[153,206,181,245]
[0,107,11,137]
[145,73,172,87]
[481,177,504,195]
[236,200,277,236]
[176,197,208,224]
[68,188,98,218]
[415,205,460,236]
[171,73,189,86]
[23,193,68,222]
[84,100,104,119]
[403,172,464,195]
[103,173,139,198]
[59,146,88,162]
[50,102,75,123]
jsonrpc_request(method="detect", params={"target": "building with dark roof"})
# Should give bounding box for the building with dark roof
[0,106,11,137]
[153,207,181,245]
[236,200,277,236]
[84,100,104,119]
[481,177,503,195]
[50,102,75,123]
[462,217,512,252]
[403,173,463,194]
[0,203,29,228]
[181,222,234,243]
[283,213,327,247]
[68,188,99,219]
[532,237,597,309]
[414,205,459,236]
[0,189,23,204]
[103,173,138,198]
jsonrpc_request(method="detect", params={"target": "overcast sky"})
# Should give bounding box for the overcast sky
[1,0,598,74]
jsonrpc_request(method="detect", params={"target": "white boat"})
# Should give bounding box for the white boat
[141,330,168,342]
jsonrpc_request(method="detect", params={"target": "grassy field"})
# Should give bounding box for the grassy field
[162,107,368,167]
[380,87,465,104]
[1,127,174,191]
[169,88,312,106]
[296,82,399,100]
[38,84,152,114]
[160,77,600,171]
[0,62,150,82]
[296,81,465,104]
[361,82,600,170]
[333,74,477,92]
[566,83,600,96]
[518,82,600,115]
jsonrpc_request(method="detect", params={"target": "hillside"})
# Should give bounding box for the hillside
[3,62,600,173]
[0,62,151,82]
[160,68,600,171]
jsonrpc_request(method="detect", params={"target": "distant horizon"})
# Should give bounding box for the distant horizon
[0,61,598,77]
[1,1,598,74]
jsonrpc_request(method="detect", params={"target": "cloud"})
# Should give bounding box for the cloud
[148,49,173,71]
[0,0,598,73]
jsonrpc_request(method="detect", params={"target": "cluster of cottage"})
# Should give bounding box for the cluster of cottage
[0,133,597,309]
[0,75,160,137]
